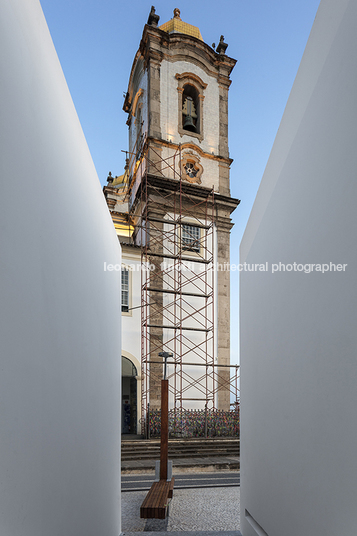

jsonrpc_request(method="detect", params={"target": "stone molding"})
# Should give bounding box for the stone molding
[147,136,233,165]
[175,72,208,89]
[131,88,144,118]
[180,151,203,184]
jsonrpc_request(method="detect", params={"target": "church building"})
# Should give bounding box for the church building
[103,7,239,435]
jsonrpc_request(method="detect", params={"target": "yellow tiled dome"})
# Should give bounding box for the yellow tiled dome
[159,8,203,41]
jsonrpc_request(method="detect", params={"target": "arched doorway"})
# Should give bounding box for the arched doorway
[122,356,137,434]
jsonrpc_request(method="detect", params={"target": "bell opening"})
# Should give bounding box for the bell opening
[182,87,199,134]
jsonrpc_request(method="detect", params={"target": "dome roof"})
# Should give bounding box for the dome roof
[159,8,203,41]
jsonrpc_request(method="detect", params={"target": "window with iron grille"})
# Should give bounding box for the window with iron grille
[121,268,129,313]
[182,224,200,252]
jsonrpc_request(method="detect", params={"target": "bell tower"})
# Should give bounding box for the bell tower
[106,6,239,426]
[123,7,237,197]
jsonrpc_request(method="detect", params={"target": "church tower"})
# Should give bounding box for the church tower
[123,7,236,196]
[104,6,239,431]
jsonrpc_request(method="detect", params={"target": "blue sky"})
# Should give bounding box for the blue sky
[40,0,321,365]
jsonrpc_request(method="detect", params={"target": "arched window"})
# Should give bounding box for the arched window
[182,84,199,133]
[122,356,137,377]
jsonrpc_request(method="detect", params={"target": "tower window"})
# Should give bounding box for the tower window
[182,85,199,133]
[182,224,200,252]
[121,267,129,313]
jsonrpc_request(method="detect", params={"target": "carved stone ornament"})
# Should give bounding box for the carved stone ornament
[216,35,228,55]
[147,6,160,27]
[173,8,181,20]
[180,152,203,184]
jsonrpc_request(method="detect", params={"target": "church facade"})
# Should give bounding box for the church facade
[103,7,239,435]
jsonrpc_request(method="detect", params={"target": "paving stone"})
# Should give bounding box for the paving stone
[121,486,240,533]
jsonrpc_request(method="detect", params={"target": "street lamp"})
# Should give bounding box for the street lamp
[158,351,173,380]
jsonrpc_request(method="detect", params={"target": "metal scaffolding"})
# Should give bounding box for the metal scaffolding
[123,132,239,436]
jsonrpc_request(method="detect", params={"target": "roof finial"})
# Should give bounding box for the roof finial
[147,6,160,27]
[173,8,181,20]
[216,35,228,55]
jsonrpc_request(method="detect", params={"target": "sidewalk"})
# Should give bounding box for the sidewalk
[122,530,242,536]
[121,486,241,534]
[121,439,241,533]
[122,454,240,474]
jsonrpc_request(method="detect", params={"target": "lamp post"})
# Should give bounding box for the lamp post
[158,352,173,480]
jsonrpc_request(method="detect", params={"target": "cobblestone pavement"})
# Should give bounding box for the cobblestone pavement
[121,486,240,533]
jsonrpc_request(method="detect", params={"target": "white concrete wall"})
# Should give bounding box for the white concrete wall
[240,0,357,535]
[0,1,121,535]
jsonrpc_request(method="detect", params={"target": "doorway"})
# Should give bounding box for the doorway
[122,356,137,434]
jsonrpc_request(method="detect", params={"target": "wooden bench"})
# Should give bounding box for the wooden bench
[140,477,175,519]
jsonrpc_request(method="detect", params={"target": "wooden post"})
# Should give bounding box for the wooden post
[160,379,168,480]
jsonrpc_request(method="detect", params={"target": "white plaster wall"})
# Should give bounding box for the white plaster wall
[160,60,219,154]
[198,157,219,191]
[160,145,179,180]
[121,252,148,429]
[240,0,357,535]
[121,253,142,366]
[160,145,220,191]
[160,59,221,192]
[0,1,121,535]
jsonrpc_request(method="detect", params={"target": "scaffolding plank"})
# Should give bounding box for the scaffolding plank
[145,324,211,332]
[145,216,212,230]
[144,287,210,298]
[147,360,239,368]
[143,251,211,264]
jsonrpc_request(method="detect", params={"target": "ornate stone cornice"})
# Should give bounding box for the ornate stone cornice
[147,137,233,165]
[175,72,208,89]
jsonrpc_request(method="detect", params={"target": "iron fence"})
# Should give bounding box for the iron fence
[148,407,240,438]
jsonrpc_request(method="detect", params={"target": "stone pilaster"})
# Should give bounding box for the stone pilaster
[218,160,231,197]
[147,141,162,176]
[216,210,235,411]
[147,209,165,409]
[147,58,161,140]
[218,84,229,159]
